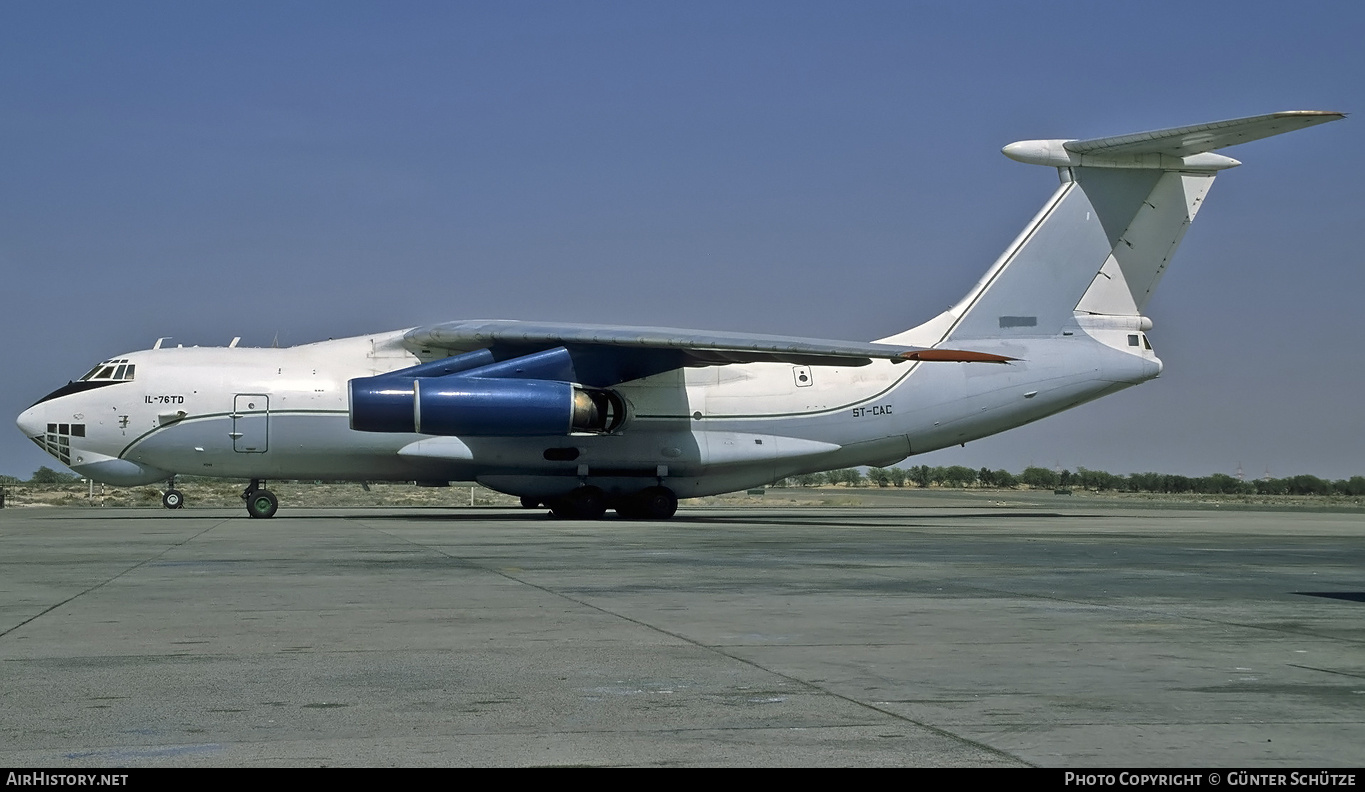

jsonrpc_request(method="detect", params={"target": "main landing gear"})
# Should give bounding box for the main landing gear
[615,486,678,520]
[545,485,678,521]
[242,479,279,519]
[548,486,607,520]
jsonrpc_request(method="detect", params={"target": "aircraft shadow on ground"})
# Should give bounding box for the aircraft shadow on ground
[342,509,1087,527]
[23,508,1101,525]
[1294,592,1365,603]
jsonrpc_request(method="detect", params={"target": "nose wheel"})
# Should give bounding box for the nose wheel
[242,480,279,519]
[162,478,184,510]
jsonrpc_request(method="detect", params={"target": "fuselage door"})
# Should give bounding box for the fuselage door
[231,394,269,453]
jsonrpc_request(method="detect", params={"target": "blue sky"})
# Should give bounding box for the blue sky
[2,1,1362,480]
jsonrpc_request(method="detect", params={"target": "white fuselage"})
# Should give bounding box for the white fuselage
[18,322,1160,501]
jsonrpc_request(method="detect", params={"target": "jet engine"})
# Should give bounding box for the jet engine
[349,376,625,436]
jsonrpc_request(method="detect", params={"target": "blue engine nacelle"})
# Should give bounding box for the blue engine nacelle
[349,376,625,436]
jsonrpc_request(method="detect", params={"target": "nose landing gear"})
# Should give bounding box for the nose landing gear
[161,481,184,510]
[242,480,279,519]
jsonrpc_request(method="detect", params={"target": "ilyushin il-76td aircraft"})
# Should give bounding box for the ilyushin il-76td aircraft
[17,111,1344,520]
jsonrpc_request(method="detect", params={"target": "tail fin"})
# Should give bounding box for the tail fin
[882,111,1344,346]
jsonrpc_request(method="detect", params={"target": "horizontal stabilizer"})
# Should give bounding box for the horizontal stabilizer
[1003,111,1344,169]
[1065,110,1344,157]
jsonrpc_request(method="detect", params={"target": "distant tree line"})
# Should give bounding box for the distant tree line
[0,466,79,485]
[773,465,1365,497]
[8,464,1364,498]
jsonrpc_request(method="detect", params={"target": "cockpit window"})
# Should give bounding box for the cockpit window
[79,359,135,382]
[31,361,135,407]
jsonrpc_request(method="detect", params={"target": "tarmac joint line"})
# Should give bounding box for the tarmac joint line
[0,518,235,640]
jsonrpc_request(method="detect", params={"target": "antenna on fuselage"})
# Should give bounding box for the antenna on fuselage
[153,337,170,350]
[229,337,241,348]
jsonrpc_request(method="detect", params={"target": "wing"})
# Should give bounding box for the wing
[402,319,1011,387]
[408,319,920,367]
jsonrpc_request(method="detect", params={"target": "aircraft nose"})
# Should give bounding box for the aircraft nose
[16,405,45,438]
